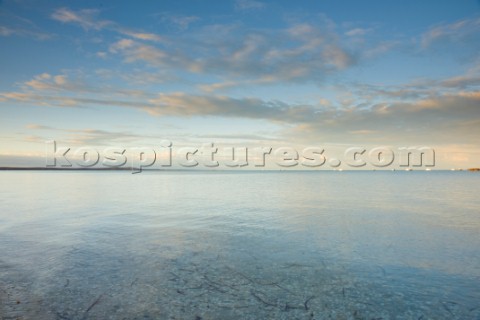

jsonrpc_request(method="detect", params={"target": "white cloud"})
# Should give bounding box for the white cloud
[3,75,480,145]
[109,39,170,66]
[96,51,107,58]
[23,73,79,92]
[421,17,480,48]
[52,8,163,43]
[106,21,355,83]
[345,28,371,37]
[51,8,111,30]
[109,39,135,51]
[118,30,163,42]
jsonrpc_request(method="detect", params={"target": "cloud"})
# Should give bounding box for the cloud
[109,39,171,67]
[437,63,480,89]
[170,15,199,30]
[345,28,371,37]
[50,9,402,87]
[235,0,265,11]
[55,128,146,145]
[3,67,480,146]
[287,91,480,144]
[195,133,277,141]
[96,51,107,58]
[24,125,173,146]
[52,7,162,42]
[12,72,157,102]
[51,8,111,30]
[106,20,355,83]
[198,80,247,93]
[157,14,199,30]
[362,41,399,58]
[347,61,480,103]
[0,78,153,107]
[26,124,53,130]
[0,26,14,36]
[95,68,177,86]
[23,73,71,91]
[0,91,149,108]
[0,25,52,40]
[4,65,480,138]
[107,38,197,73]
[439,74,480,89]
[144,93,291,119]
[117,29,163,42]
[109,39,135,51]
[420,17,480,49]
[137,90,480,145]
[0,10,54,40]
[49,8,358,84]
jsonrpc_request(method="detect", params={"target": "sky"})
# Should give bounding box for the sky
[1,0,479,169]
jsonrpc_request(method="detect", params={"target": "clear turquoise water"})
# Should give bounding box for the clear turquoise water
[0,171,479,319]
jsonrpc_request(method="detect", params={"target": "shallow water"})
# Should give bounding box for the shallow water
[0,171,479,319]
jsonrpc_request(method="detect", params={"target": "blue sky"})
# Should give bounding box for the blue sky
[1,0,480,168]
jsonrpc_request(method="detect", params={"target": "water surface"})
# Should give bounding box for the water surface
[0,171,479,319]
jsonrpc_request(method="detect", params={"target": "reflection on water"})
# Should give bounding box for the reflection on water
[0,171,479,319]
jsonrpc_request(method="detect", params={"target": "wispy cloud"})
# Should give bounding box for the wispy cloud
[0,10,54,40]
[117,29,163,42]
[23,73,81,92]
[107,21,355,84]
[0,24,52,40]
[347,61,480,102]
[235,0,266,11]
[2,3,480,169]
[47,8,419,89]
[24,124,179,146]
[420,17,480,49]
[4,73,480,145]
[345,28,372,37]
[156,13,199,30]
[17,72,155,97]
[46,8,364,85]
[51,8,111,30]
[109,39,174,68]
[51,7,163,43]
[0,26,14,36]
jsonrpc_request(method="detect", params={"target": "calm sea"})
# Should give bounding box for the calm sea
[0,171,479,319]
